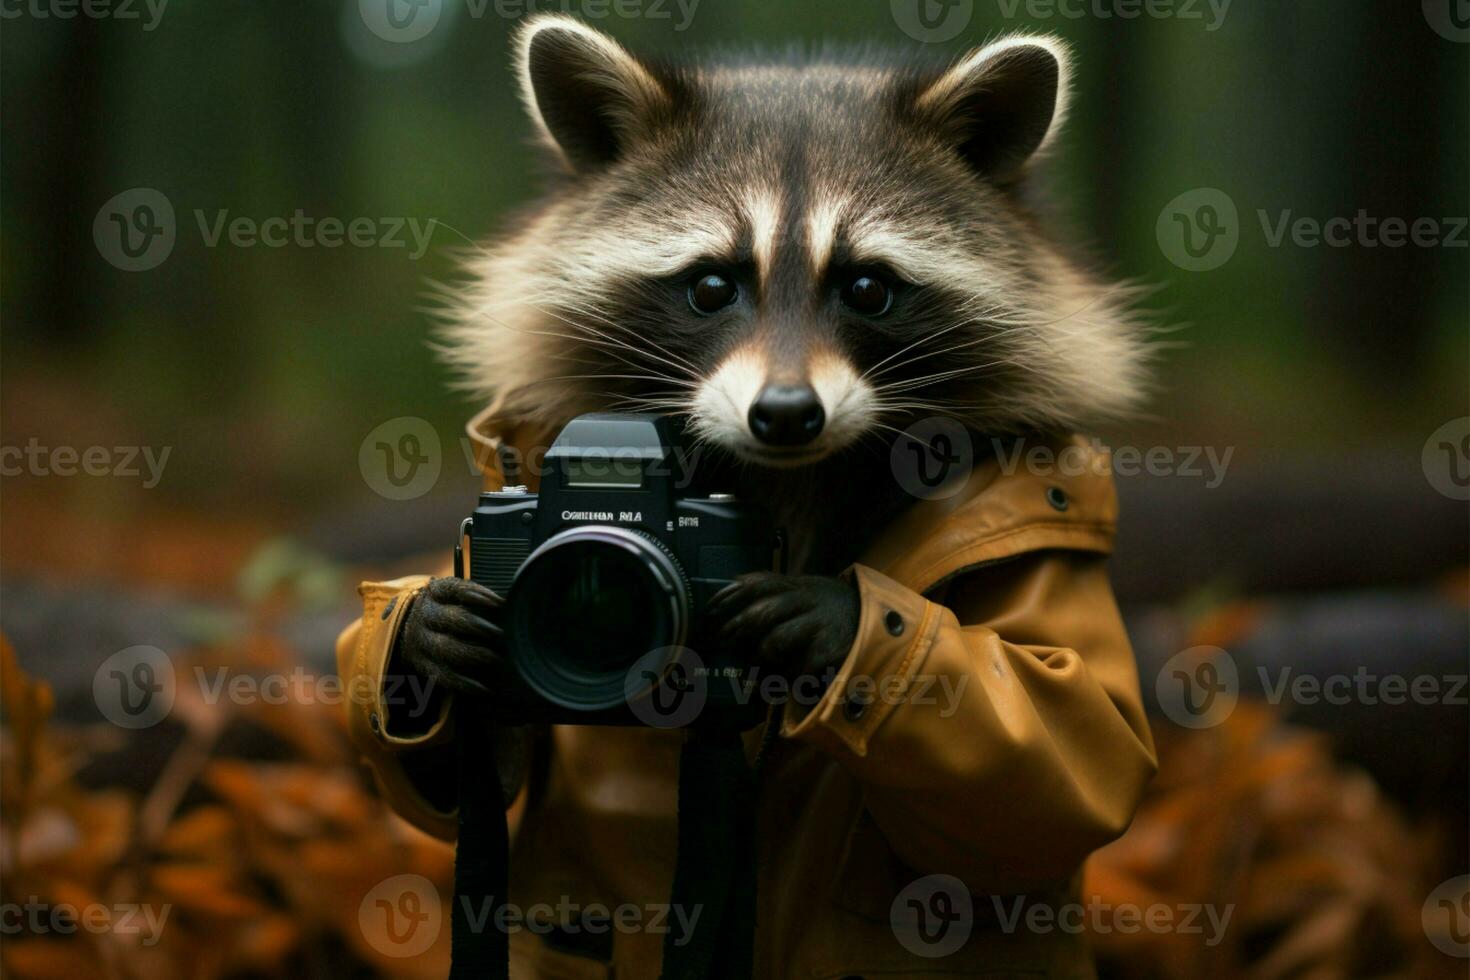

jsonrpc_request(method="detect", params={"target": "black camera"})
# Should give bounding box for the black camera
[456,414,781,728]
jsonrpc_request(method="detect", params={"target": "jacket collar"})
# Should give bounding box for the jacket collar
[858,434,1117,594]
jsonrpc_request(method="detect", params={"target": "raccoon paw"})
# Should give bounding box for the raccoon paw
[705,572,860,680]
[395,577,509,696]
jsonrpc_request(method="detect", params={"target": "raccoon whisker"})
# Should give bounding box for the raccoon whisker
[436,224,706,381]
[443,299,659,374]
[990,281,1135,330]
[863,311,1054,381]
[601,393,694,407]
[867,387,972,412]
[871,405,980,432]
[868,400,969,414]
[420,217,493,258]
[859,320,968,382]
[600,331,701,381]
[479,313,688,382]
[524,372,699,391]
[862,418,977,450]
[604,393,692,404]
[481,293,690,370]
[593,385,696,410]
[857,306,1009,383]
[866,287,1136,387]
[526,300,702,378]
[596,382,693,399]
[554,319,701,382]
[864,320,1038,382]
[981,284,1141,360]
[869,409,994,457]
[580,373,700,389]
[876,374,988,397]
[864,420,914,440]
[873,360,1016,395]
[525,304,699,379]
[602,398,694,414]
[548,352,622,372]
[523,329,665,376]
[865,427,911,466]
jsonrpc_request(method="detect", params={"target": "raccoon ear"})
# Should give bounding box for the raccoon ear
[515,15,671,172]
[915,35,1069,181]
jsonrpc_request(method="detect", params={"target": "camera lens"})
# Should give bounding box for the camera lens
[507,527,690,712]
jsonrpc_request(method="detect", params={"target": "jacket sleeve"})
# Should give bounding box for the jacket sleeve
[781,551,1156,894]
[336,575,529,841]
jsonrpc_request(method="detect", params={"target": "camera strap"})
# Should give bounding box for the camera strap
[448,706,510,980]
[659,711,781,980]
[445,710,775,980]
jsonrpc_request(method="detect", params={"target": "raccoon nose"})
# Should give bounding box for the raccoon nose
[748,384,825,447]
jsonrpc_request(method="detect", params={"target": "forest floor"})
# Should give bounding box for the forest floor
[1,503,1466,979]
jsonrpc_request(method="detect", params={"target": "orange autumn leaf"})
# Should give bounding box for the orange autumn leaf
[149,863,267,919]
[0,634,56,824]
[0,938,102,979]
[229,913,302,970]
[156,804,239,861]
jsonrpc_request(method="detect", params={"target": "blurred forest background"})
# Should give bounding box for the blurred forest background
[2,1,1466,534]
[1,1,1467,978]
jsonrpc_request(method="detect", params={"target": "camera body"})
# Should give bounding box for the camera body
[460,414,780,728]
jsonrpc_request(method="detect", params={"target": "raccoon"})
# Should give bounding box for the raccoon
[437,15,1149,573]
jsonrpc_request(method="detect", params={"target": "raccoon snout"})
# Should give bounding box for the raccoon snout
[748,384,825,447]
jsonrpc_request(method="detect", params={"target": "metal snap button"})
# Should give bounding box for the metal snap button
[884,609,905,636]
[1046,486,1069,512]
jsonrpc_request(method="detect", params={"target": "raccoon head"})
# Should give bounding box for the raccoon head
[440,15,1148,468]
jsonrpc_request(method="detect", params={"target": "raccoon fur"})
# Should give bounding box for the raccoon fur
[437,15,1149,573]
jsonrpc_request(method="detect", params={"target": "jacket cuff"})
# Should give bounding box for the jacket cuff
[355,576,455,749]
[780,564,942,758]
[339,576,458,839]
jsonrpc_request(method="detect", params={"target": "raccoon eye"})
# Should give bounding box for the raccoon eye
[841,275,893,317]
[689,273,738,315]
